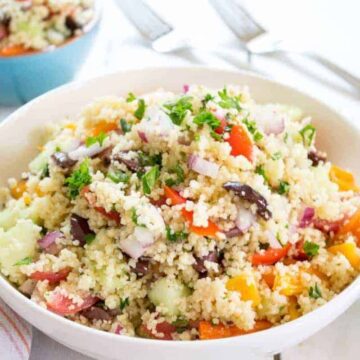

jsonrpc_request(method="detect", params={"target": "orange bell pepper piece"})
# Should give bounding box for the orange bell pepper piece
[328,242,360,269]
[337,209,360,244]
[11,180,27,199]
[89,120,118,136]
[164,186,186,205]
[182,209,220,237]
[0,45,30,57]
[252,244,291,266]
[226,125,253,161]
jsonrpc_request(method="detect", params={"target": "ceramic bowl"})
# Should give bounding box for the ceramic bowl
[0,67,359,360]
[0,2,101,106]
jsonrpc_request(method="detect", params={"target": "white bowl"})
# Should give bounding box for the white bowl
[0,67,359,360]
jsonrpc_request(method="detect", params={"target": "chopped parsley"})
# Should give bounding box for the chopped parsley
[65,159,92,199]
[55,146,61,152]
[142,166,160,195]
[194,111,220,129]
[164,96,193,125]
[242,118,263,142]
[172,317,189,333]
[119,297,130,310]
[309,283,322,299]
[166,226,188,242]
[255,165,268,184]
[126,92,136,102]
[194,133,200,142]
[120,118,132,133]
[131,208,145,227]
[218,88,241,111]
[107,170,130,184]
[134,99,146,120]
[300,124,316,147]
[85,132,108,147]
[303,241,319,257]
[271,151,282,160]
[138,152,162,167]
[84,233,96,245]
[14,257,32,266]
[278,180,290,195]
[41,163,49,179]
[165,163,185,187]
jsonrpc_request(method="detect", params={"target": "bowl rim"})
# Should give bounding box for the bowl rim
[0,0,102,60]
[0,65,359,348]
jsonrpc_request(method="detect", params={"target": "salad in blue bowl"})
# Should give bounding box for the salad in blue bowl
[0,0,100,106]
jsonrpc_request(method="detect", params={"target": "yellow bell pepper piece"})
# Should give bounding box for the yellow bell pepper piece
[274,272,303,296]
[288,296,300,320]
[64,123,77,131]
[329,165,359,192]
[10,180,27,199]
[23,193,32,206]
[328,242,360,269]
[226,274,261,306]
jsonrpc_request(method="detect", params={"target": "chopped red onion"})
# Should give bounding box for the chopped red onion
[137,131,148,143]
[299,207,315,228]
[253,108,285,135]
[114,325,123,335]
[68,143,103,161]
[119,227,154,259]
[183,84,189,93]
[38,231,63,250]
[224,227,243,238]
[188,155,219,179]
[235,206,255,232]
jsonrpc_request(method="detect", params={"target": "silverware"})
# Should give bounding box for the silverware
[115,0,188,53]
[210,0,360,91]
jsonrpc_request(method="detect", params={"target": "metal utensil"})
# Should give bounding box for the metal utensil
[115,0,188,53]
[210,0,360,91]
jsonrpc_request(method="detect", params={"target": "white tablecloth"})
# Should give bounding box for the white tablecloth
[1,0,360,359]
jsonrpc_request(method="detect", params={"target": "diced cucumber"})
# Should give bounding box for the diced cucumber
[0,219,41,283]
[148,277,190,316]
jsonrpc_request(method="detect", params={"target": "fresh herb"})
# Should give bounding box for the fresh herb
[242,118,263,142]
[134,99,146,120]
[194,133,200,142]
[218,88,241,111]
[284,132,289,143]
[165,163,185,187]
[14,257,32,266]
[41,163,49,179]
[278,180,290,195]
[142,166,160,195]
[84,233,96,244]
[65,159,92,199]
[107,170,130,184]
[55,146,61,152]
[255,165,268,184]
[166,226,188,242]
[300,124,316,147]
[40,227,47,236]
[303,241,319,257]
[210,130,222,141]
[271,152,282,161]
[119,297,130,310]
[309,283,322,299]
[172,317,189,333]
[126,92,136,102]
[120,118,132,133]
[85,132,108,147]
[194,111,220,129]
[131,207,145,227]
[164,96,193,125]
[138,152,162,168]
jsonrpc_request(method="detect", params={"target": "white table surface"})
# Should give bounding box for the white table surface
[1,0,359,359]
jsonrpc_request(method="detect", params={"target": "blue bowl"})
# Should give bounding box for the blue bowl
[0,12,101,106]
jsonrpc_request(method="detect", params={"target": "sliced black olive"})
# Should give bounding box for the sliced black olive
[70,214,95,246]
[308,150,327,167]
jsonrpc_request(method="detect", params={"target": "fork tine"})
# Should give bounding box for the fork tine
[210,0,265,43]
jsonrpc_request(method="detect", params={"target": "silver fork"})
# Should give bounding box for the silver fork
[210,0,360,91]
[115,0,188,53]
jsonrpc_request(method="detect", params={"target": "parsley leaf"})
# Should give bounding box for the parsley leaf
[272,151,282,160]
[309,283,322,299]
[201,93,215,109]
[242,118,263,142]
[303,241,319,257]
[300,124,316,147]
[107,170,130,184]
[134,99,146,120]
[166,226,188,242]
[85,132,108,148]
[119,297,129,310]
[255,165,269,184]
[120,118,132,133]
[142,166,160,195]
[138,152,162,167]
[193,111,220,130]
[164,96,193,125]
[218,88,241,111]
[126,92,136,102]
[131,207,145,227]
[65,159,92,199]
[172,317,189,333]
[14,257,32,266]
[84,233,96,244]
[278,180,290,195]
[165,163,185,187]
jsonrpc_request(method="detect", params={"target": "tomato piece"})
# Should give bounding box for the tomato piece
[226,125,253,161]
[47,290,98,316]
[182,209,220,237]
[199,320,271,340]
[313,218,341,235]
[138,321,176,340]
[164,186,186,205]
[252,244,291,266]
[150,196,167,207]
[0,45,30,57]
[30,268,71,284]
[337,209,360,244]
[215,118,227,135]
[293,239,308,261]
[94,206,121,225]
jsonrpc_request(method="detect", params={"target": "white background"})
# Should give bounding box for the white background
[1,0,359,359]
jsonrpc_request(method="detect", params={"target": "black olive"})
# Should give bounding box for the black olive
[308,150,327,167]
